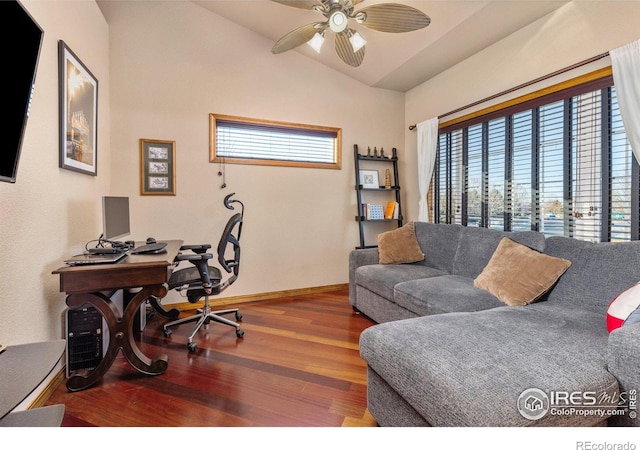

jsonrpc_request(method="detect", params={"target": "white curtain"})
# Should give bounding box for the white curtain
[611,39,640,163]
[417,117,439,222]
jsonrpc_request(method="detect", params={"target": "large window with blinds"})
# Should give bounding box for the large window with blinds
[434,70,638,242]
[210,114,342,169]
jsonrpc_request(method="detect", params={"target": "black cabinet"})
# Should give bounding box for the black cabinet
[354,144,403,249]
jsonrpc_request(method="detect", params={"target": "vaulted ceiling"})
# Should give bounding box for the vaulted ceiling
[193,0,569,92]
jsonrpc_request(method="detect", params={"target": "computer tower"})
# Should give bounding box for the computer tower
[65,305,103,376]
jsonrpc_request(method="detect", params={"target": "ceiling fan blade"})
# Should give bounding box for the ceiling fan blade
[271,0,323,10]
[334,31,364,67]
[272,22,323,54]
[354,3,431,33]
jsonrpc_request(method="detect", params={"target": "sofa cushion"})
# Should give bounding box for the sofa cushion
[359,306,618,426]
[452,227,545,279]
[355,264,447,302]
[413,222,463,273]
[377,222,425,265]
[545,237,640,314]
[394,275,504,316]
[354,285,419,323]
[539,236,590,305]
[474,238,571,306]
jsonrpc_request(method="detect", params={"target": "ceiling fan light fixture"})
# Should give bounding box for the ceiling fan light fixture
[307,31,325,53]
[349,30,366,53]
[271,0,431,67]
[328,10,348,33]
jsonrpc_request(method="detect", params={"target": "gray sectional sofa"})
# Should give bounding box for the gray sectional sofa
[349,222,640,427]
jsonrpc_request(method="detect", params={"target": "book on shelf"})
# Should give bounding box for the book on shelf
[384,201,398,219]
[368,204,384,220]
[362,203,385,220]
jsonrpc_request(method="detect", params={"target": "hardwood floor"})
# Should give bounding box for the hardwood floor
[44,288,378,427]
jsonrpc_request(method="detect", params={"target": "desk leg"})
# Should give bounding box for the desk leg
[147,296,180,319]
[65,286,169,392]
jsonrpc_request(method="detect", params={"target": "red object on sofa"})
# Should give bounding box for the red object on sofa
[607,282,640,332]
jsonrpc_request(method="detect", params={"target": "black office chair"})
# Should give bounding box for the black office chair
[162,193,245,352]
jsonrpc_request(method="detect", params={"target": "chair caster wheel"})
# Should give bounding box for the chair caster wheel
[187,342,197,352]
[235,312,243,321]
[236,329,244,338]
[163,329,172,337]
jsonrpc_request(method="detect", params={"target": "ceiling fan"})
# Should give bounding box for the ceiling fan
[271,0,431,67]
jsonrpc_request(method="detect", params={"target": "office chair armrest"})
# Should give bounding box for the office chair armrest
[179,244,212,255]
[174,252,213,263]
[175,253,214,292]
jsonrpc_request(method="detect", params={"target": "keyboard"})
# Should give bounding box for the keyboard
[130,242,167,254]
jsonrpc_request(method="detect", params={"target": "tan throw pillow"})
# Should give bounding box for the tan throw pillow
[474,237,571,306]
[377,222,425,265]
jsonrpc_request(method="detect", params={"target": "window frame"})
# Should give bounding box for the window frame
[209,113,342,170]
[432,66,640,242]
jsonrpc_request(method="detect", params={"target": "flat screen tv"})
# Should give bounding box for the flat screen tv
[0,1,43,183]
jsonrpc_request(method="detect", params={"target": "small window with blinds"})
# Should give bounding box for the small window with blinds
[210,114,342,169]
[433,69,639,243]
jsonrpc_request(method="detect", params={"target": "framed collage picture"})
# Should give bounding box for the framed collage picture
[140,139,176,195]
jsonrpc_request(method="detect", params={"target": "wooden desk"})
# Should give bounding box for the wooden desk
[53,240,183,392]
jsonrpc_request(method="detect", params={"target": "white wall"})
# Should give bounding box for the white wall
[99,1,405,304]
[403,0,640,222]
[0,1,110,345]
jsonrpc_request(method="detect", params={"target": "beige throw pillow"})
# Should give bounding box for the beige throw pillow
[377,222,425,265]
[474,237,571,306]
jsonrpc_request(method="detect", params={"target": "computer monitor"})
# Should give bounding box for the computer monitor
[102,196,130,242]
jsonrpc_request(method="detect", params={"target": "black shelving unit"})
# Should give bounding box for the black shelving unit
[354,144,403,249]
